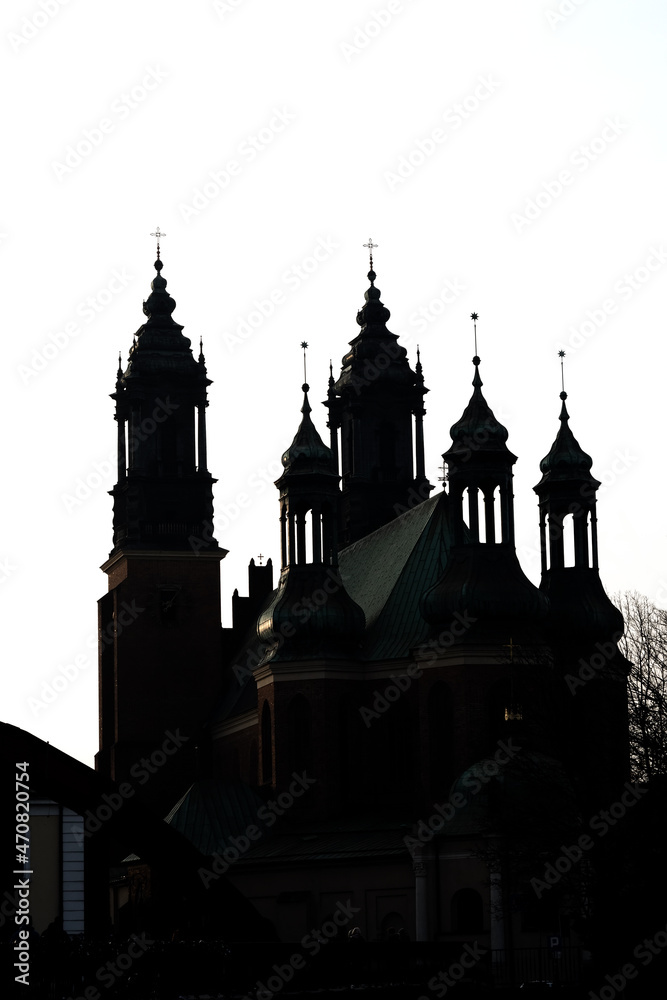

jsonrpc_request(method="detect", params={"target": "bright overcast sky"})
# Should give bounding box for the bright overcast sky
[2,0,666,766]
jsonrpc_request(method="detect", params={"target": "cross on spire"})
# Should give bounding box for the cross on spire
[151,227,166,259]
[301,341,309,387]
[558,350,567,397]
[471,312,479,358]
[363,238,378,270]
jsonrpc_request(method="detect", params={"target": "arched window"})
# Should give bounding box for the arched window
[288,695,311,773]
[451,888,484,933]
[261,701,272,785]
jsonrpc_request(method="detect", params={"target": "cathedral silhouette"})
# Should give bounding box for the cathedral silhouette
[95,237,630,959]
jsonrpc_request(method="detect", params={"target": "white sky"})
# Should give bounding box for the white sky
[2,0,666,767]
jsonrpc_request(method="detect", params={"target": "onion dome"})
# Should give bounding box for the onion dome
[281,385,335,477]
[535,392,599,488]
[124,256,198,378]
[420,544,549,638]
[335,266,415,390]
[257,564,366,662]
[444,357,514,462]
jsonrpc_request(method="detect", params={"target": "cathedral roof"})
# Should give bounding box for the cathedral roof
[339,492,452,659]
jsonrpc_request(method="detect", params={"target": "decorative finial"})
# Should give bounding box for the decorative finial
[151,226,166,260]
[258,553,264,566]
[363,237,378,272]
[199,336,205,364]
[558,350,567,400]
[301,341,309,385]
[471,313,479,361]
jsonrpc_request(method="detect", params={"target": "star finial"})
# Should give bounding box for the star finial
[301,341,309,386]
[151,227,166,259]
[363,238,378,271]
[471,312,479,360]
[558,350,567,399]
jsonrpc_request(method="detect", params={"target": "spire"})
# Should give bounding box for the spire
[325,242,433,544]
[108,236,217,554]
[257,366,364,662]
[446,318,512,459]
[533,356,623,641]
[422,318,547,637]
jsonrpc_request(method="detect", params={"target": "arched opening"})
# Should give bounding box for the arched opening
[451,889,484,933]
[562,513,575,568]
[261,701,272,785]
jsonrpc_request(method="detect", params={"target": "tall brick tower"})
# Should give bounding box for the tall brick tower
[96,236,225,811]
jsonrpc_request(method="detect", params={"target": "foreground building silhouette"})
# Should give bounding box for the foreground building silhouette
[95,243,630,978]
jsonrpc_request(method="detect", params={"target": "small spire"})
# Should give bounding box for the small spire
[558,349,567,401]
[151,226,166,262]
[301,341,309,385]
[199,336,205,364]
[363,237,378,284]
[117,352,122,376]
[416,345,423,380]
[471,312,479,361]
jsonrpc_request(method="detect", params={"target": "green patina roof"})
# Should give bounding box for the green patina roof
[338,491,452,660]
[165,779,270,857]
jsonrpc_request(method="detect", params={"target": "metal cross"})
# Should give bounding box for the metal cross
[471,312,479,357]
[151,227,166,258]
[558,350,566,394]
[363,238,378,270]
[301,341,309,384]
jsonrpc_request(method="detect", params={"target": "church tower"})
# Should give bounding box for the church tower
[325,242,432,546]
[96,236,225,810]
[420,320,551,773]
[533,358,630,805]
[255,371,364,814]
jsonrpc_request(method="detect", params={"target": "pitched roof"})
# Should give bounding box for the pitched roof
[339,491,452,660]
